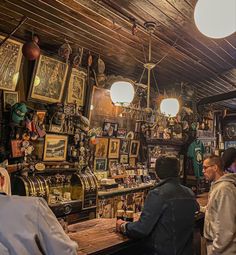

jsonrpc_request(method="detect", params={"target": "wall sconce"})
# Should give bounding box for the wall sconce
[110,81,135,106]
[194,0,236,38]
[160,98,180,117]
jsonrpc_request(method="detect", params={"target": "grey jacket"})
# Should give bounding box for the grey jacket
[0,194,78,255]
[204,174,236,255]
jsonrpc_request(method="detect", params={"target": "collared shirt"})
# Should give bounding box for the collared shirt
[0,195,78,255]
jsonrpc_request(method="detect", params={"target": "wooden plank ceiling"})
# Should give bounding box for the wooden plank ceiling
[0,0,235,107]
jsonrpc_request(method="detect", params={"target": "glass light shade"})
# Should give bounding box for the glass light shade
[160,98,180,117]
[194,0,236,39]
[110,81,134,106]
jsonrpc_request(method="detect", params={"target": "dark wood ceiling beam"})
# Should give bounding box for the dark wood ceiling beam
[143,0,235,69]
[164,0,236,63]
[0,1,214,85]
[2,0,206,81]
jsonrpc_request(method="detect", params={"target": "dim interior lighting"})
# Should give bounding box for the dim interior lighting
[110,81,135,106]
[160,98,180,117]
[194,0,236,39]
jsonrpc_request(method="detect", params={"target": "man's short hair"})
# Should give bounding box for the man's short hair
[155,155,179,179]
[205,155,223,170]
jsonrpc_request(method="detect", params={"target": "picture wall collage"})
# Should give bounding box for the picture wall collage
[94,124,140,178]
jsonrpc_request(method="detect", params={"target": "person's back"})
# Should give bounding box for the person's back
[144,178,197,255]
[117,155,199,255]
[0,194,78,255]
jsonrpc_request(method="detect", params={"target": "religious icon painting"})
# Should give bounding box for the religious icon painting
[108,138,120,158]
[95,137,109,158]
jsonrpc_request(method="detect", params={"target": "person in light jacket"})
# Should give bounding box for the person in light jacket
[0,173,78,255]
[203,155,236,255]
[117,155,199,255]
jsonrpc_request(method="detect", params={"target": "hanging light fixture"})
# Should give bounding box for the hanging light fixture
[194,0,236,39]
[160,98,180,117]
[110,81,135,106]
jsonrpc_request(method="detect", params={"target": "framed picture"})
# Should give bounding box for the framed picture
[117,128,127,138]
[3,91,19,111]
[129,140,140,157]
[103,122,118,137]
[120,154,129,164]
[67,68,86,106]
[120,139,130,154]
[94,158,107,171]
[36,110,46,124]
[108,159,119,169]
[108,138,120,158]
[11,140,24,158]
[29,54,68,103]
[129,157,136,166]
[43,134,68,161]
[0,36,23,91]
[95,137,109,158]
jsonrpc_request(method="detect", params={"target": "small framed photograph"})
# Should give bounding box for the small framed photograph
[95,138,109,158]
[103,122,118,137]
[120,154,129,164]
[120,139,130,154]
[129,157,136,166]
[43,134,68,161]
[67,68,86,106]
[117,128,127,138]
[94,158,107,171]
[108,159,119,169]
[108,138,120,158]
[11,140,24,158]
[3,91,19,111]
[36,110,46,124]
[129,140,140,157]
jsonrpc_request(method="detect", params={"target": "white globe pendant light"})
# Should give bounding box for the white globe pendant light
[110,81,135,106]
[194,0,236,39]
[160,98,180,117]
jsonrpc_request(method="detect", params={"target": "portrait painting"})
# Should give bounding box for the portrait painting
[129,140,140,157]
[3,91,19,111]
[108,138,120,158]
[120,139,130,154]
[43,134,68,161]
[29,54,68,103]
[94,158,107,171]
[36,110,46,124]
[0,36,23,91]
[67,68,86,106]
[11,140,24,158]
[103,122,118,137]
[120,154,129,164]
[95,137,109,158]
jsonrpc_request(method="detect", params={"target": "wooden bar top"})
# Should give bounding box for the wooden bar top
[68,193,209,255]
[68,218,131,255]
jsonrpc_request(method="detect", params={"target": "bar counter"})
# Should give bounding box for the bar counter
[68,193,208,255]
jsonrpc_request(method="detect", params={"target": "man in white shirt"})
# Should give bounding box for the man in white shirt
[0,173,78,255]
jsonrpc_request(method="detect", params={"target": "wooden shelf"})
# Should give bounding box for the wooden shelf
[146,139,184,146]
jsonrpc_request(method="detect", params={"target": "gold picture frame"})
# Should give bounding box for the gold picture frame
[129,140,140,157]
[0,36,23,91]
[120,154,129,164]
[108,138,120,158]
[3,91,19,111]
[67,68,86,106]
[95,137,109,158]
[29,54,68,103]
[43,134,68,161]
